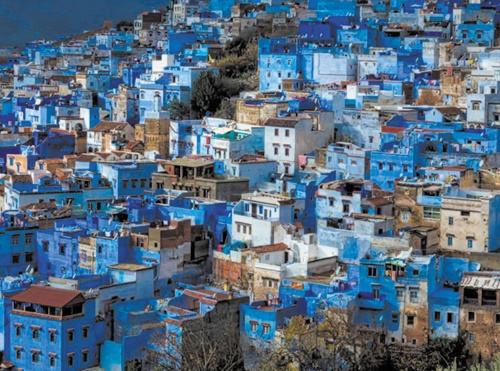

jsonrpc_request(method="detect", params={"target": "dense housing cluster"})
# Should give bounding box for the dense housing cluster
[0,0,499,370]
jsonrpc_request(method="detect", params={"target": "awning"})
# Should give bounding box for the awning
[388,259,406,267]
[104,206,127,215]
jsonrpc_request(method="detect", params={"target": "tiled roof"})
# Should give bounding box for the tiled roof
[264,117,301,127]
[89,121,129,132]
[248,242,288,253]
[435,107,465,116]
[10,286,85,307]
[382,126,405,133]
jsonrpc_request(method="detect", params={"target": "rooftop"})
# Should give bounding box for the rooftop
[10,285,84,307]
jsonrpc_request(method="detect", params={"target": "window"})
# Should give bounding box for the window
[25,233,33,244]
[11,234,20,245]
[59,244,66,255]
[329,198,334,207]
[25,252,33,263]
[343,203,349,213]
[274,128,279,136]
[368,267,378,277]
[32,352,40,363]
[496,313,500,324]
[50,356,56,368]
[373,288,380,299]
[15,326,21,336]
[469,333,475,343]
[468,311,476,323]
[447,236,453,247]
[396,289,404,301]
[122,180,128,189]
[32,329,40,340]
[42,240,49,252]
[50,332,56,342]
[274,147,278,155]
[401,211,410,223]
[407,315,415,326]
[82,351,89,363]
[461,211,470,216]
[82,326,89,339]
[16,349,22,360]
[263,324,270,334]
[413,269,419,276]
[68,354,74,367]
[378,162,383,170]
[472,102,480,111]
[68,329,74,342]
[251,322,257,332]
[423,207,440,219]
[12,253,20,264]
[449,217,454,225]
[467,238,474,249]
[285,129,290,137]
[410,290,419,304]
[285,148,290,156]
[392,312,398,323]
[434,311,441,322]
[412,339,418,346]
[447,312,454,323]
[389,163,394,171]
[403,164,409,172]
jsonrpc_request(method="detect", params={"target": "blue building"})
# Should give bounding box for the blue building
[8,285,105,370]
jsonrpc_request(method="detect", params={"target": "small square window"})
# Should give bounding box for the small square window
[263,324,270,334]
[12,253,20,264]
[396,289,404,301]
[468,311,476,322]
[434,311,441,322]
[368,267,378,277]
[407,315,415,326]
[467,238,474,249]
[448,217,454,225]
[82,326,89,339]
[68,354,74,367]
[447,312,454,323]
[413,269,419,276]
[392,312,398,323]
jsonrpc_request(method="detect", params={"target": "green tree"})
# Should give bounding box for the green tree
[190,71,226,118]
[214,99,235,120]
[166,99,191,120]
[260,307,391,371]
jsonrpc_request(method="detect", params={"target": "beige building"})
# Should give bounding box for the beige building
[235,99,289,126]
[87,121,135,153]
[459,271,500,359]
[152,158,249,201]
[440,189,500,252]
